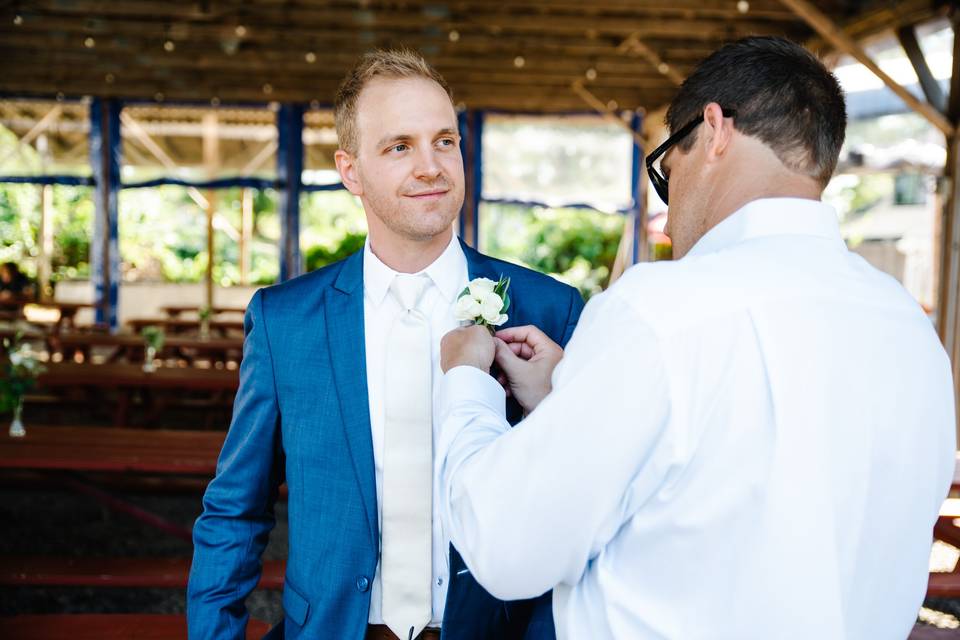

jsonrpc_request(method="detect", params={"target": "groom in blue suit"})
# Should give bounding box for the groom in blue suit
[188,50,584,639]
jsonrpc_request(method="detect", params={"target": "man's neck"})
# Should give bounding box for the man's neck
[368,228,453,274]
[702,166,823,242]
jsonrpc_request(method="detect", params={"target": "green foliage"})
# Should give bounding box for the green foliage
[305,232,366,271]
[481,203,624,299]
[0,333,45,414]
[301,190,369,272]
[140,325,165,351]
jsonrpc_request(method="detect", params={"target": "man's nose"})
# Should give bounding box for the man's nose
[412,147,442,180]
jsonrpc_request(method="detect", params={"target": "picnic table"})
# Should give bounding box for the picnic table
[0,426,284,632]
[34,362,239,426]
[47,331,244,365]
[38,362,239,392]
[127,317,245,337]
[161,304,246,318]
[928,453,960,599]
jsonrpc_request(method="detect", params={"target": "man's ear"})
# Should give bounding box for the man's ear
[701,102,733,162]
[334,149,363,197]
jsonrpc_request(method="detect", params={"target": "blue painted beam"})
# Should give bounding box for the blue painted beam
[629,111,645,265]
[0,175,94,186]
[122,176,277,191]
[300,181,347,193]
[89,98,122,331]
[276,104,304,281]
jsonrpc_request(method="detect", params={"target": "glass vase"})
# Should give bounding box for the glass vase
[143,345,157,372]
[8,397,25,438]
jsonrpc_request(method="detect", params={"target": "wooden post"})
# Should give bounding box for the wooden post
[38,184,53,301]
[89,98,121,332]
[935,13,960,445]
[277,104,304,281]
[37,133,53,301]
[202,112,218,312]
[457,110,482,249]
[629,111,647,265]
[240,187,253,286]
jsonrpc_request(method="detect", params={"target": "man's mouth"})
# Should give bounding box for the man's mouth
[405,189,448,200]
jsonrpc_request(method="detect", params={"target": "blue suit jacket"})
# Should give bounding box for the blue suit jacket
[188,241,584,639]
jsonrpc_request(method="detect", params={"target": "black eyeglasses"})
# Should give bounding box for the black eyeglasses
[645,108,736,205]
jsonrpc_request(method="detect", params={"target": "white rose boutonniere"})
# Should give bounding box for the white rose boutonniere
[454,275,511,332]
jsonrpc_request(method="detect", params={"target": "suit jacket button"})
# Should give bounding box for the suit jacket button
[356,576,370,592]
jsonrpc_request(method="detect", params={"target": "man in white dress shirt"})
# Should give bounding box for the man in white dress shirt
[436,36,957,639]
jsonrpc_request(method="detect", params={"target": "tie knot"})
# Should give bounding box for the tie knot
[390,274,429,312]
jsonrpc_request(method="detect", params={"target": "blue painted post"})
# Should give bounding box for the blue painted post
[89,98,121,331]
[629,111,646,264]
[457,110,483,249]
[277,104,304,281]
[470,111,483,250]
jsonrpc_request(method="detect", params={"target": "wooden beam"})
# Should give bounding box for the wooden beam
[778,0,954,137]
[896,24,946,114]
[571,80,647,148]
[617,34,685,86]
[0,104,61,169]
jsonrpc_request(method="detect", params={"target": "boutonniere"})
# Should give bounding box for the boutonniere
[454,276,511,333]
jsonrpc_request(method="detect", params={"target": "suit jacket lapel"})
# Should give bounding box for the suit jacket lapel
[461,239,520,330]
[324,250,378,550]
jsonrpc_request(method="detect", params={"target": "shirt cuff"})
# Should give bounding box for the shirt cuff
[438,365,506,420]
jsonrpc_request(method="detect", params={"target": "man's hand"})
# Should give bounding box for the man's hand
[493,325,563,413]
[441,325,496,374]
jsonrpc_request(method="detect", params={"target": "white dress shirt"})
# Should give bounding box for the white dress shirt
[365,233,468,627]
[437,198,956,639]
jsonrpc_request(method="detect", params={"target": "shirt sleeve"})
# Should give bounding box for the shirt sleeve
[436,289,672,601]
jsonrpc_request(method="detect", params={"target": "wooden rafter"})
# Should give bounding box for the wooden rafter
[779,0,953,137]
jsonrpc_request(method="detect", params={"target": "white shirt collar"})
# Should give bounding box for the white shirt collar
[363,233,466,307]
[685,197,843,259]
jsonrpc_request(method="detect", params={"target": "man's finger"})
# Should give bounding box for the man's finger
[496,325,559,359]
[493,337,525,376]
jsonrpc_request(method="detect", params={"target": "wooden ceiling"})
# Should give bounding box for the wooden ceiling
[0,0,950,114]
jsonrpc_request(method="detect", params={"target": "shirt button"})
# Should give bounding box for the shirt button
[437,577,443,586]
[356,575,370,592]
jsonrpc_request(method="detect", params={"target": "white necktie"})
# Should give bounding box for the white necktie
[381,274,433,640]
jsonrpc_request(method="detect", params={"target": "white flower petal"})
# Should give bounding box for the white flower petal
[468,277,497,298]
[454,294,482,321]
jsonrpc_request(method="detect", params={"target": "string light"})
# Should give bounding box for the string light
[104,73,115,84]
[210,96,221,106]
[448,30,460,42]
[154,92,165,102]
[737,1,749,13]
[13,14,23,26]
[513,55,525,68]
[164,40,175,52]
[305,51,316,63]
[84,36,96,48]
[658,62,670,75]
[607,100,618,111]
[262,83,273,94]
[235,24,247,37]
[585,68,597,81]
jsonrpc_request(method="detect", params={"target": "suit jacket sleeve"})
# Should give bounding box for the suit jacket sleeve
[559,287,585,348]
[187,288,283,639]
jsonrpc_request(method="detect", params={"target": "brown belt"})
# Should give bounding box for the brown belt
[366,624,441,640]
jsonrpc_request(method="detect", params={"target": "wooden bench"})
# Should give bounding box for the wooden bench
[0,614,270,639]
[0,556,285,590]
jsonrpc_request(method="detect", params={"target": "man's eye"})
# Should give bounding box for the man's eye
[438,138,455,147]
[390,144,408,153]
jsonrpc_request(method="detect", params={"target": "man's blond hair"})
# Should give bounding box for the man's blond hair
[334,49,454,155]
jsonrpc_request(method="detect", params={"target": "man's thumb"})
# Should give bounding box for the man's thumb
[493,337,524,376]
